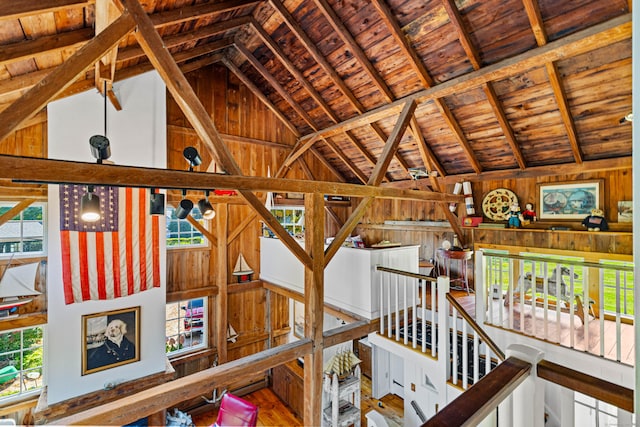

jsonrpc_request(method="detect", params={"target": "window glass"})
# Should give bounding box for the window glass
[0,326,44,401]
[264,206,304,238]
[0,203,45,256]
[166,206,206,248]
[165,298,207,355]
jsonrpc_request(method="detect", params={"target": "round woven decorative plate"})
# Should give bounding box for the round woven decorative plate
[481,188,518,221]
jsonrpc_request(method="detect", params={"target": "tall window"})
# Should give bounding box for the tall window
[166,206,207,248]
[0,326,44,401]
[165,298,207,356]
[0,203,45,255]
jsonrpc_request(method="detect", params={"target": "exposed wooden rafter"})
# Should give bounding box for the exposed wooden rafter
[119,0,314,270]
[297,14,630,145]
[0,12,136,143]
[522,0,583,164]
[234,42,319,131]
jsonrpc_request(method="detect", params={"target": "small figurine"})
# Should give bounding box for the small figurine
[507,202,524,228]
[581,208,608,231]
[522,203,537,222]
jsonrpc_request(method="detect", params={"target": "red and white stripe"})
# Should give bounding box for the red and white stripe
[61,187,160,304]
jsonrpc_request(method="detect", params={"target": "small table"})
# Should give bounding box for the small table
[436,249,474,294]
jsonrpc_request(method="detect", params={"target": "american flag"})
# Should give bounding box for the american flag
[59,185,160,304]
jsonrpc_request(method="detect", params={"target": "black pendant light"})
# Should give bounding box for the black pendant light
[81,185,101,222]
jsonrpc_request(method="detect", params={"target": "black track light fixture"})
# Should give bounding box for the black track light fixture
[175,190,193,219]
[183,146,202,171]
[81,185,101,222]
[149,188,165,216]
[198,190,215,220]
[89,80,111,164]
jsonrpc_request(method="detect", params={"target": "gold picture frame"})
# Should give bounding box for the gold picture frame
[82,306,140,375]
[537,180,604,220]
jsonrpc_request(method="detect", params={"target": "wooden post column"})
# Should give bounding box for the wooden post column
[303,192,325,426]
[216,203,229,363]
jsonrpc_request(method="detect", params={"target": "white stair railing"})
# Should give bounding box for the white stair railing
[376,266,502,390]
[479,249,634,364]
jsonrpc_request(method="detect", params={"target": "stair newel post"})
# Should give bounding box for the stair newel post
[505,344,545,427]
[436,275,450,408]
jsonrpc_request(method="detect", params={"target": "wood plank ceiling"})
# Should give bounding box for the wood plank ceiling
[0,0,632,186]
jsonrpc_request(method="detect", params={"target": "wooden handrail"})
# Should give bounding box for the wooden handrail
[481,250,633,272]
[446,293,505,361]
[423,357,531,426]
[376,265,436,282]
[537,359,634,413]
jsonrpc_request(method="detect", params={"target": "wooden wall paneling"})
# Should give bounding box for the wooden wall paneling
[166,249,212,292]
[227,71,240,135]
[212,65,228,134]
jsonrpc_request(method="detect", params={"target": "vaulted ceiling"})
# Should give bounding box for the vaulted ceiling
[0,0,632,186]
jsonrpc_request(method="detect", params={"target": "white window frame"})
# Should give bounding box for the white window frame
[165,298,208,357]
[0,325,44,403]
[165,205,208,249]
[0,202,47,258]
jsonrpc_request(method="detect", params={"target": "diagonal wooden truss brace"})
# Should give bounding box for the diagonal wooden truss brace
[118,0,313,270]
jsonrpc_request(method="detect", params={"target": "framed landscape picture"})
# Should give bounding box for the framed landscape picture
[538,180,603,220]
[82,306,140,375]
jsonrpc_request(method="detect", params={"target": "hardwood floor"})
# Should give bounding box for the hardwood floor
[487,298,635,365]
[190,375,404,426]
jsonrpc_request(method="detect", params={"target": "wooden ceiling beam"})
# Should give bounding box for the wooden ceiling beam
[270,0,408,176]
[369,101,416,186]
[234,42,319,131]
[0,155,462,202]
[322,137,368,184]
[311,0,395,103]
[56,339,314,426]
[268,0,363,115]
[0,40,227,105]
[150,0,260,28]
[369,123,411,175]
[439,156,632,184]
[249,17,340,124]
[522,0,583,164]
[409,117,446,178]
[295,155,346,229]
[282,135,320,169]
[434,98,482,174]
[0,11,135,143]
[324,197,374,266]
[371,0,434,89]
[228,212,257,244]
[545,62,583,163]
[186,215,217,246]
[0,0,91,21]
[441,0,482,69]
[297,14,631,143]
[482,82,526,169]
[343,131,392,182]
[522,0,548,46]
[119,0,313,270]
[0,28,94,67]
[221,57,300,137]
[117,16,251,63]
[442,0,527,171]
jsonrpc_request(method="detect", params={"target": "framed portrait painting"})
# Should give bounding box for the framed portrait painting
[538,180,603,220]
[82,306,140,375]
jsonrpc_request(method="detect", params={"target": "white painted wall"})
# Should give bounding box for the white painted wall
[46,71,167,404]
